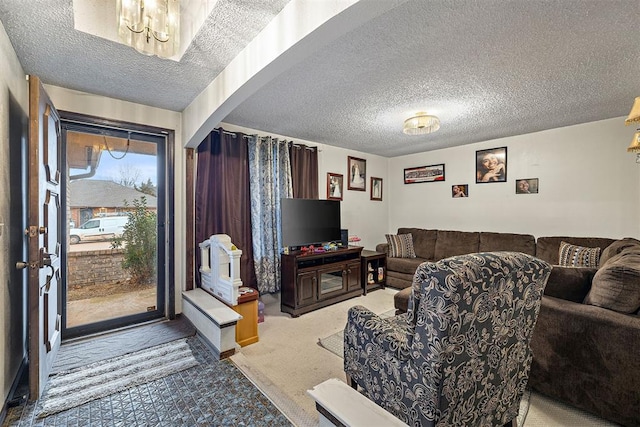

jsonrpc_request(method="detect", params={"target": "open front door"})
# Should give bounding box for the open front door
[24,76,62,399]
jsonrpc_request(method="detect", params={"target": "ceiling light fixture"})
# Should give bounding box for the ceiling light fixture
[625,97,640,163]
[403,112,440,135]
[117,0,180,58]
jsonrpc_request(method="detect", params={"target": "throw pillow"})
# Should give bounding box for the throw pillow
[385,233,416,258]
[558,241,601,268]
[584,248,640,314]
[600,238,640,266]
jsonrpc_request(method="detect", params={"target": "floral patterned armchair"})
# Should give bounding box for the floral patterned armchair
[344,252,551,427]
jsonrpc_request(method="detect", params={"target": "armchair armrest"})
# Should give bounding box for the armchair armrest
[345,305,410,360]
[375,243,388,254]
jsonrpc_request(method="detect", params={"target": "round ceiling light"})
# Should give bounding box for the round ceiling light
[403,112,440,135]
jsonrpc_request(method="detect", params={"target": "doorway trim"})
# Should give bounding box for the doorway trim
[59,111,175,339]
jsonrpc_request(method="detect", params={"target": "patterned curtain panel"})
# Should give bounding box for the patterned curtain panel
[248,136,293,293]
[289,144,318,199]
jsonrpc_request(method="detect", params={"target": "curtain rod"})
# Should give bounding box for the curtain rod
[240,133,320,151]
[214,127,237,138]
[291,143,317,151]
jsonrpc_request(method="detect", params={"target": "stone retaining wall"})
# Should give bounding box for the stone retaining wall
[68,248,128,287]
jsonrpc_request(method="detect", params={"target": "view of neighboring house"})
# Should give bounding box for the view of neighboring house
[69,180,157,227]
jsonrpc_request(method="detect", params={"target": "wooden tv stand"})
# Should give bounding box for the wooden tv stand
[281,246,362,317]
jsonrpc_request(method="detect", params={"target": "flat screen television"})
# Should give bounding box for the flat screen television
[281,198,341,248]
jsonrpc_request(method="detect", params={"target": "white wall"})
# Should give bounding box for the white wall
[44,86,186,316]
[388,117,640,240]
[220,117,640,252]
[218,122,389,251]
[317,145,388,250]
[0,20,29,411]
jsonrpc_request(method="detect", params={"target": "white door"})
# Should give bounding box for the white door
[25,76,63,398]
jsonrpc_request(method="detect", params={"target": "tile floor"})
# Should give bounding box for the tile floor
[4,336,292,427]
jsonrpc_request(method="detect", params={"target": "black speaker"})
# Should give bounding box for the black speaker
[340,229,349,247]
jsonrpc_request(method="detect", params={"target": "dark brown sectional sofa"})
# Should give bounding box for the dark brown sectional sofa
[379,228,640,427]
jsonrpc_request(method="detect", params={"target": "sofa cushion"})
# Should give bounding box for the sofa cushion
[544,266,597,303]
[398,228,437,260]
[434,230,480,260]
[386,257,424,275]
[385,233,416,258]
[535,236,615,265]
[584,248,640,314]
[386,271,415,289]
[479,232,536,255]
[600,238,640,266]
[558,241,601,268]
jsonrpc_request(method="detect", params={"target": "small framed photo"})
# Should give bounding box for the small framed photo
[370,177,383,201]
[452,184,468,198]
[348,156,366,191]
[327,173,343,200]
[516,178,539,194]
[404,164,445,184]
[476,147,507,183]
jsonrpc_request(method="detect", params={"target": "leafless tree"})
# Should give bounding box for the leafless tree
[115,162,141,188]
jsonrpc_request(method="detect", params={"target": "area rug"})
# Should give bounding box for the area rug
[317,309,395,358]
[37,338,199,418]
[51,317,195,374]
[318,314,530,425]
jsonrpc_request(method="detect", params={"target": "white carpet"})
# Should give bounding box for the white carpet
[37,338,199,418]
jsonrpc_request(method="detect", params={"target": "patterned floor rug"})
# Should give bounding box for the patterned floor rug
[36,338,198,418]
[51,316,195,374]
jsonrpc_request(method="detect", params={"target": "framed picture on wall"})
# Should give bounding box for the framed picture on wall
[516,178,539,194]
[476,147,507,183]
[370,177,383,201]
[327,173,343,200]
[347,156,366,191]
[452,184,468,198]
[404,164,445,184]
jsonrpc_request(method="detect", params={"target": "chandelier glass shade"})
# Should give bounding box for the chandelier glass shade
[403,112,440,135]
[625,97,640,126]
[628,131,640,153]
[117,0,180,58]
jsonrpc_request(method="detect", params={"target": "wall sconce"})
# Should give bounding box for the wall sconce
[117,0,180,58]
[625,97,640,163]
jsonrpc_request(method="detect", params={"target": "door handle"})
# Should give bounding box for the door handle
[16,260,41,270]
[16,261,31,270]
[40,249,52,268]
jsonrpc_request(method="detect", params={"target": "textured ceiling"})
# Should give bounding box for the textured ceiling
[0,0,291,111]
[1,0,639,157]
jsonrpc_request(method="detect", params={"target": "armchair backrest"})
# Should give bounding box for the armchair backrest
[407,251,551,425]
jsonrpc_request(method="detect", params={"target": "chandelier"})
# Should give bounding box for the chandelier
[117,0,180,58]
[403,112,440,135]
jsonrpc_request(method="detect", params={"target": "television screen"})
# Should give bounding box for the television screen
[281,198,341,248]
